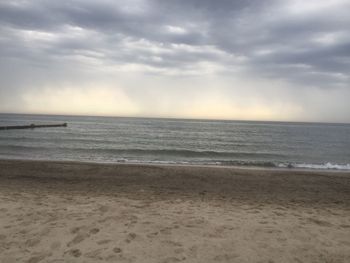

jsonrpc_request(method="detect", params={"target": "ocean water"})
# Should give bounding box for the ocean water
[0,113,350,170]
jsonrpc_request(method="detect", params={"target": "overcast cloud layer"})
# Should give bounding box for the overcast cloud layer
[0,0,350,122]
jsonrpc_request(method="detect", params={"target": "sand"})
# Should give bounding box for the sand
[0,160,349,263]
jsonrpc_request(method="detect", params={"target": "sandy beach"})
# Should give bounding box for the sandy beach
[0,160,349,263]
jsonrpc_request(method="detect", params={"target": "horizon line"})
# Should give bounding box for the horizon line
[0,111,349,125]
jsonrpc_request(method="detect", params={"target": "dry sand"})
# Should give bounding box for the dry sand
[0,159,349,263]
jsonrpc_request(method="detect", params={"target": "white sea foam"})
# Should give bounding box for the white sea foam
[291,162,350,170]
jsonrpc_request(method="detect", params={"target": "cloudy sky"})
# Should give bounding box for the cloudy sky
[0,0,349,122]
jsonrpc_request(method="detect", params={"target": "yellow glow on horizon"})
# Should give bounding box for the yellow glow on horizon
[18,84,304,121]
[21,85,139,116]
[179,95,303,121]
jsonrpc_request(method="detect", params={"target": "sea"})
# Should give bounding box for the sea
[0,113,350,170]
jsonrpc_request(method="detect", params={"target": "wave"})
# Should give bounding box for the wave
[188,160,350,170]
[98,148,284,159]
[1,145,349,170]
[287,162,350,170]
[93,159,350,170]
[76,157,350,171]
[0,145,284,158]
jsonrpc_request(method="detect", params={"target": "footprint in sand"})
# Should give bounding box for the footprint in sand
[90,228,100,234]
[66,248,82,258]
[259,221,269,224]
[68,227,100,247]
[70,226,80,234]
[213,254,239,261]
[273,211,284,216]
[188,245,198,258]
[97,239,111,245]
[185,218,206,228]
[160,227,172,235]
[146,231,159,238]
[162,257,182,263]
[27,252,51,263]
[307,218,332,227]
[84,248,104,259]
[125,232,137,243]
[68,233,89,247]
[113,247,122,253]
[99,205,109,214]
[203,225,231,238]
[25,238,41,247]
[174,248,185,254]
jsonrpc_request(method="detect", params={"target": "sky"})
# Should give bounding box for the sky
[0,0,350,122]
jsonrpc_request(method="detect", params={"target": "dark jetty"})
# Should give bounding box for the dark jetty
[0,123,67,130]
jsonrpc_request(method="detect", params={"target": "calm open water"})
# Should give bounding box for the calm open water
[0,114,350,170]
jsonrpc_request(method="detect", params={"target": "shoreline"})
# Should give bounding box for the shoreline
[1,157,350,174]
[1,159,350,262]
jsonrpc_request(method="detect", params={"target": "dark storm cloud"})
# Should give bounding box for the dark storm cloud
[0,0,350,120]
[1,1,349,82]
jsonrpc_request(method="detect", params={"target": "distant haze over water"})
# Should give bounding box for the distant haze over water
[0,114,349,170]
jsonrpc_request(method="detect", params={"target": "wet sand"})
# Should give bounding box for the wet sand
[0,159,349,263]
